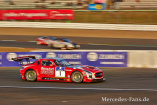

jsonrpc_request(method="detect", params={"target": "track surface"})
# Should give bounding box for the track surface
[1,35,157,50]
[1,41,157,50]
[0,68,157,105]
[1,35,157,45]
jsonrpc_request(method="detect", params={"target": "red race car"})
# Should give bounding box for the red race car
[12,56,104,83]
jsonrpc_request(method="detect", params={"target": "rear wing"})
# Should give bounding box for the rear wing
[12,56,36,65]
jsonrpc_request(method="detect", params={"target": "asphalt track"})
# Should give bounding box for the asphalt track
[2,35,157,45]
[0,67,157,105]
[1,41,157,50]
[1,35,157,50]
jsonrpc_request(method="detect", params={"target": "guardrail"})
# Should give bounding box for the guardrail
[1,50,157,68]
[0,21,157,31]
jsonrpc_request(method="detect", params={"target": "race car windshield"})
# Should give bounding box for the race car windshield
[49,37,56,40]
[63,39,71,42]
[54,59,71,66]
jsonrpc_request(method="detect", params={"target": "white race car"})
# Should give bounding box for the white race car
[48,38,80,50]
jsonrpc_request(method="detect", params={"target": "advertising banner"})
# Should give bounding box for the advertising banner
[0,10,74,20]
[0,51,127,67]
[85,52,127,67]
[88,3,106,10]
[0,52,4,67]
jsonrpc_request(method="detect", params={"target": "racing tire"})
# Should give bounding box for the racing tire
[25,70,37,82]
[49,43,54,48]
[71,71,83,83]
[65,45,73,50]
[64,45,68,50]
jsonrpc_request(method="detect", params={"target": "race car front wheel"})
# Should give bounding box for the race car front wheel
[25,70,37,82]
[71,71,83,83]
[49,44,54,48]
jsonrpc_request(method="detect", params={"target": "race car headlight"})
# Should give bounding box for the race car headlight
[76,45,80,48]
[83,70,93,78]
[84,70,92,75]
[68,44,74,47]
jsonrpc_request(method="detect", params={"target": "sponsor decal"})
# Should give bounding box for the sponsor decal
[87,52,98,61]
[99,54,125,59]
[6,53,17,61]
[41,67,54,75]
[0,10,74,20]
[4,13,47,17]
[66,69,72,71]
[46,53,82,59]
[49,11,73,18]
[86,52,127,67]
[46,52,56,58]
[57,54,81,59]
[55,67,65,77]
[88,3,106,10]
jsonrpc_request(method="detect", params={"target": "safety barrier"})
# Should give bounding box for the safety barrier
[128,50,157,68]
[0,51,127,67]
[1,50,157,68]
[0,21,157,31]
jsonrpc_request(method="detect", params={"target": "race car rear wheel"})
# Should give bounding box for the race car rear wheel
[25,70,37,82]
[71,71,83,83]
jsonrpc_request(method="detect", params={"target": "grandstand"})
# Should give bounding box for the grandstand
[114,0,157,9]
[0,0,156,10]
[0,0,86,9]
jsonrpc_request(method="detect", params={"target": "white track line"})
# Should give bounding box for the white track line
[28,41,36,42]
[1,40,16,41]
[0,86,156,91]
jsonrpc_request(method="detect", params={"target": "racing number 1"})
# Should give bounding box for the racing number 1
[55,67,65,77]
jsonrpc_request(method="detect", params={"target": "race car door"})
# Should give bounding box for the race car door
[39,60,55,77]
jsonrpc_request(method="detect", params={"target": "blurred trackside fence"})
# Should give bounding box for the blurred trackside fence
[73,10,157,25]
[1,50,157,68]
[1,10,157,25]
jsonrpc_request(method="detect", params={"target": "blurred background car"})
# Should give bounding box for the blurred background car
[48,38,80,50]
